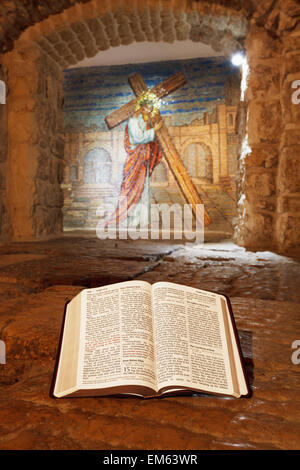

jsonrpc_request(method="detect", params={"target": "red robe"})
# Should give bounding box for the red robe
[105,122,162,227]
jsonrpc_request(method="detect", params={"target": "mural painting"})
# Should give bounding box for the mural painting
[62,57,240,237]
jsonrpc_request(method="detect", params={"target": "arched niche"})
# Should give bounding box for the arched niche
[183,142,213,182]
[151,160,168,186]
[83,147,112,185]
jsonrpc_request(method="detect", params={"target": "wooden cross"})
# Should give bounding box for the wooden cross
[105,72,211,226]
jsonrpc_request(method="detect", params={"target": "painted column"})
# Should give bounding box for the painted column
[211,123,220,184]
[218,104,228,177]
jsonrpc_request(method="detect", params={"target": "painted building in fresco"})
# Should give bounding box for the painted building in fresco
[62,57,240,235]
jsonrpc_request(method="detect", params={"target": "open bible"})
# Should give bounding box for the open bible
[52,281,249,399]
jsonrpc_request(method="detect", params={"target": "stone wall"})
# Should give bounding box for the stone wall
[276,27,300,255]
[234,19,300,256]
[235,26,282,252]
[2,43,64,240]
[33,50,65,238]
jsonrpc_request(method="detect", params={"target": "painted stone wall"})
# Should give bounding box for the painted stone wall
[62,57,240,237]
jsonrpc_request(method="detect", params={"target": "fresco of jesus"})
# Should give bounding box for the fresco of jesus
[105,92,163,228]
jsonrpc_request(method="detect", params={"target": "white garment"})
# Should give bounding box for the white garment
[128,114,155,148]
[126,114,155,228]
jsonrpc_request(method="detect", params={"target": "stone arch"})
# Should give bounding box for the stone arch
[1,0,299,254]
[83,147,112,185]
[183,142,213,182]
[1,0,250,241]
[80,142,112,166]
[2,0,299,57]
[9,1,250,68]
[151,159,168,186]
[181,136,214,157]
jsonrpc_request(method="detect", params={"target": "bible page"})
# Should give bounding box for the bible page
[76,280,156,391]
[152,282,236,396]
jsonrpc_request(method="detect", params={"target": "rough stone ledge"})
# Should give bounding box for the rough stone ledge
[0,287,299,450]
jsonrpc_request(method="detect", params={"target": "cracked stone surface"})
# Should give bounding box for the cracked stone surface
[0,235,299,449]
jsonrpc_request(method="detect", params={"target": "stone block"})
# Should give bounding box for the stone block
[236,204,275,248]
[245,144,278,169]
[247,34,282,60]
[36,152,52,181]
[58,28,76,44]
[67,41,86,61]
[265,7,298,36]
[45,31,61,46]
[277,195,300,213]
[33,205,63,236]
[278,0,300,18]
[7,105,41,144]
[248,62,280,101]
[253,196,276,212]
[282,51,300,77]
[276,213,300,255]
[278,145,300,193]
[34,180,63,208]
[283,30,300,53]
[281,77,300,123]
[281,127,300,147]
[5,56,40,97]
[247,211,275,244]
[248,100,282,145]
[246,170,276,198]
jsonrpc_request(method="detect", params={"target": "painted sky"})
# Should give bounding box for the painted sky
[63,56,238,132]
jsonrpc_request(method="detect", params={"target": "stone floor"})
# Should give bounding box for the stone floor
[0,234,299,450]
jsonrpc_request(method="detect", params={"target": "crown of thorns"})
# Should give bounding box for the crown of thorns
[135,91,161,116]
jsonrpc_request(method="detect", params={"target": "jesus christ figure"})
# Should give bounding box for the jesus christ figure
[105,91,163,229]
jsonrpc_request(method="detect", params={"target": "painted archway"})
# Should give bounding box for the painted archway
[183,142,213,182]
[83,147,112,185]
